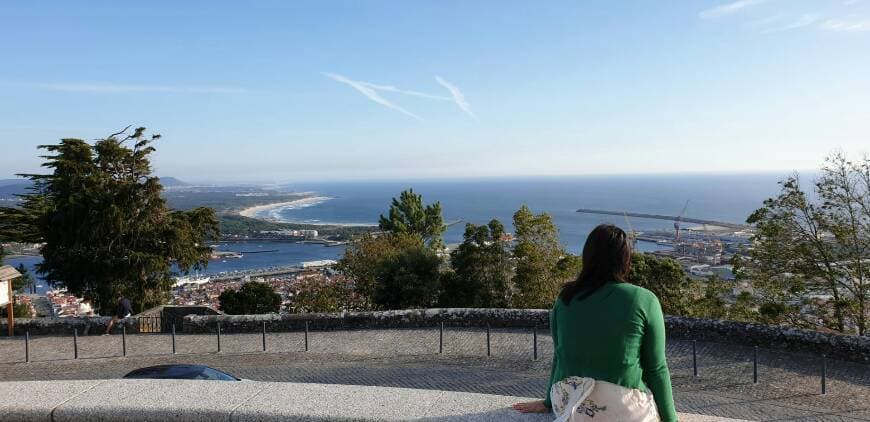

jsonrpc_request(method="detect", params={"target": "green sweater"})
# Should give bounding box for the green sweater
[543,282,677,422]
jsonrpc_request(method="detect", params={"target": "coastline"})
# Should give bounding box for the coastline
[237,196,376,227]
[238,196,332,219]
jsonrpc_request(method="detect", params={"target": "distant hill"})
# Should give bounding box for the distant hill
[0,179,32,199]
[158,177,187,187]
[0,179,31,188]
[0,177,186,200]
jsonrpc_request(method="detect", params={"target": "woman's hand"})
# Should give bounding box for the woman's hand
[512,400,550,413]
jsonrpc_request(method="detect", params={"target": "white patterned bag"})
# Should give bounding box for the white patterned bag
[550,377,660,422]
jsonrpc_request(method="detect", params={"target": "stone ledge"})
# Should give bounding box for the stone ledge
[0,379,744,421]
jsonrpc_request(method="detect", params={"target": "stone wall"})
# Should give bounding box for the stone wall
[183,308,549,334]
[139,305,222,327]
[664,316,870,363]
[1,305,219,336]
[1,316,136,336]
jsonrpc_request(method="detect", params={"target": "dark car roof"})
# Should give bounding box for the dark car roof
[123,364,240,381]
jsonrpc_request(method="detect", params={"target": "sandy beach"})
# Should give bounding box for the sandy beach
[238,196,332,220]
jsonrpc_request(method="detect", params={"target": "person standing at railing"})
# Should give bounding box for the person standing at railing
[104,294,133,335]
[513,224,677,422]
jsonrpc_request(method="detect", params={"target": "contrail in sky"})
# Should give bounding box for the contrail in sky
[435,76,477,120]
[325,72,477,121]
[324,73,423,121]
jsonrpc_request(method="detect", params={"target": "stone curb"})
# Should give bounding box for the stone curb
[0,379,746,421]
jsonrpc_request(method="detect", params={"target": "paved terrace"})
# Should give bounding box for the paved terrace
[1,328,868,421]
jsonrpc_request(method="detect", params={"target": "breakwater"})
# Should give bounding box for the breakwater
[576,208,747,229]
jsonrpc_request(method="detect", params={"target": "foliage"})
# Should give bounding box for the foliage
[736,152,870,335]
[692,274,730,320]
[511,205,576,308]
[0,302,31,318]
[0,127,219,314]
[289,274,366,313]
[378,189,446,249]
[218,214,374,241]
[337,233,424,309]
[728,290,758,322]
[12,264,35,293]
[218,281,281,314]
[627,253,696,316]
[339,231,442,310]
[442,220,514,307]
[373,244,442,309]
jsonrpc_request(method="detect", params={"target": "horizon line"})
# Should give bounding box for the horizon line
[0,168,819,185]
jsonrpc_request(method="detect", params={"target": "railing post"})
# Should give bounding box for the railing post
[752,346,758,384]
[262,321,267,352]
[122,325,127,357]
[171,323,176,354]
[73,328,78,359]
[692,340,698,377]
[486,324,491,357]
[217,323,222,353]
[439,322,443,354]
[821,355,827,395]
[25,331,30,363]
[533,325,538,361]
[304,321,309,352]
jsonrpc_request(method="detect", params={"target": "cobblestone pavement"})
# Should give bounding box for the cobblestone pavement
[1,328,868,421]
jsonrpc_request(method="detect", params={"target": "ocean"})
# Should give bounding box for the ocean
[277,173,785,251]
[6,173,788,292]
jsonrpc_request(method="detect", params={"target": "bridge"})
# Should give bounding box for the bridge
[576,208,748,230]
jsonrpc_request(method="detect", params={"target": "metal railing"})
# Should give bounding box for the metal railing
[6,322,867,396]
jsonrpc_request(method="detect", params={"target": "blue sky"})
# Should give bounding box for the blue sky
[1,0,868,182]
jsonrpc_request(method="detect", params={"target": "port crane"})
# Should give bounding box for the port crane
[674,200,690,243]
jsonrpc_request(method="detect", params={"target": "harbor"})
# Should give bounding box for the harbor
[576,207,754,281]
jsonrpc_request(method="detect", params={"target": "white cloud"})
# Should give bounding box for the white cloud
[763,14,819,32]
[699,0,767,19]
[0,81,247,94]
[819,18,870,31]
[324,73,423,121]
[435,76,477,121]
[748,13,785,28]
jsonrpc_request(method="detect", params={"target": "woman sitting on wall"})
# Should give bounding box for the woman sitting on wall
[513,224,677,422]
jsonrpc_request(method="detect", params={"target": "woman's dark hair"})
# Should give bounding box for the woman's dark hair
[559,224,632,305]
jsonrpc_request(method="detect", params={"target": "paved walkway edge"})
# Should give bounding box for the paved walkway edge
[0,379,749,421]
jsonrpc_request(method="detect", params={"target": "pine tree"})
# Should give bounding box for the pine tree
[0,127,218,313]
[443,220,513,307]
[378,189,446,249]
[511,205,577,308]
